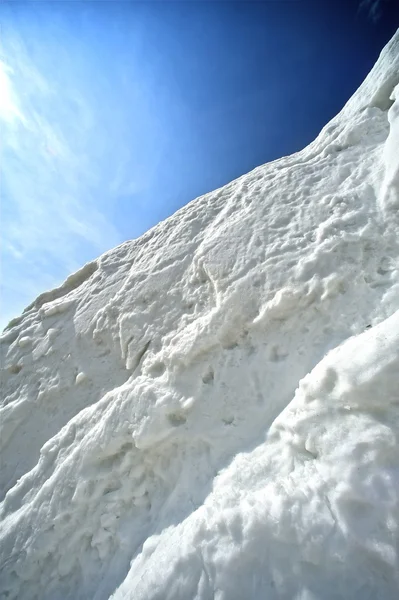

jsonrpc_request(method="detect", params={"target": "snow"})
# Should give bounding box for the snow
[1,30,399,600]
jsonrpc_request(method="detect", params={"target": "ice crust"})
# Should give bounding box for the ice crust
[1,30,399,600]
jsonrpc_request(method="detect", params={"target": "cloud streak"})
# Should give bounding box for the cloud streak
[0,26,124,329]
[0,0,177,331]
[359,0,388,22]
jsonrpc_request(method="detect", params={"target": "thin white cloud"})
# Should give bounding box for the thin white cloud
[0,35,123,329]
[359,0,387,21]
[0,6,176,331]
[0,61,26,124]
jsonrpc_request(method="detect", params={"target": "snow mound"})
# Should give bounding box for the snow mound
[1,30,399,600]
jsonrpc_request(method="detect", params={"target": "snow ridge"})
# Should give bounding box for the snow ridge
[1,30,399,600]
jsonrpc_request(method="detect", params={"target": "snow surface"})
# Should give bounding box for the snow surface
[1,30,399,600]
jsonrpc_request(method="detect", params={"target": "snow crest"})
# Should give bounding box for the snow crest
[1,30,399,600]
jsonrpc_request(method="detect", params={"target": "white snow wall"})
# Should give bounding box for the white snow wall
[1,30,399,600]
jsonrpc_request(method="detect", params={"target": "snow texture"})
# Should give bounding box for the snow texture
[1,30,399,600]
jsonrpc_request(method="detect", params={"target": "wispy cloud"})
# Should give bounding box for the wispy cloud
[0,27,124,329]
[359,0,388,22]
[0,0,177,333]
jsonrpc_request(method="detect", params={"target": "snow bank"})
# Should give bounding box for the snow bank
[1,30,399,600]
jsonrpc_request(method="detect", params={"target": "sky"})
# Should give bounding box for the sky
[0,0,398,330]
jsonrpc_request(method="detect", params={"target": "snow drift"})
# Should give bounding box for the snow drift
[1,31,399,600]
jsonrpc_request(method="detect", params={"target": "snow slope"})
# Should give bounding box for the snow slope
[1,30,399,600]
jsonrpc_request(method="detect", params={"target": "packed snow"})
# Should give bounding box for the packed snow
[1,30,399,600]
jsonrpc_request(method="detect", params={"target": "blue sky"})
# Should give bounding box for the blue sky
[0,0,398,330]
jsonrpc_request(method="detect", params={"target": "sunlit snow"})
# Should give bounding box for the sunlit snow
[1,30,399,600]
